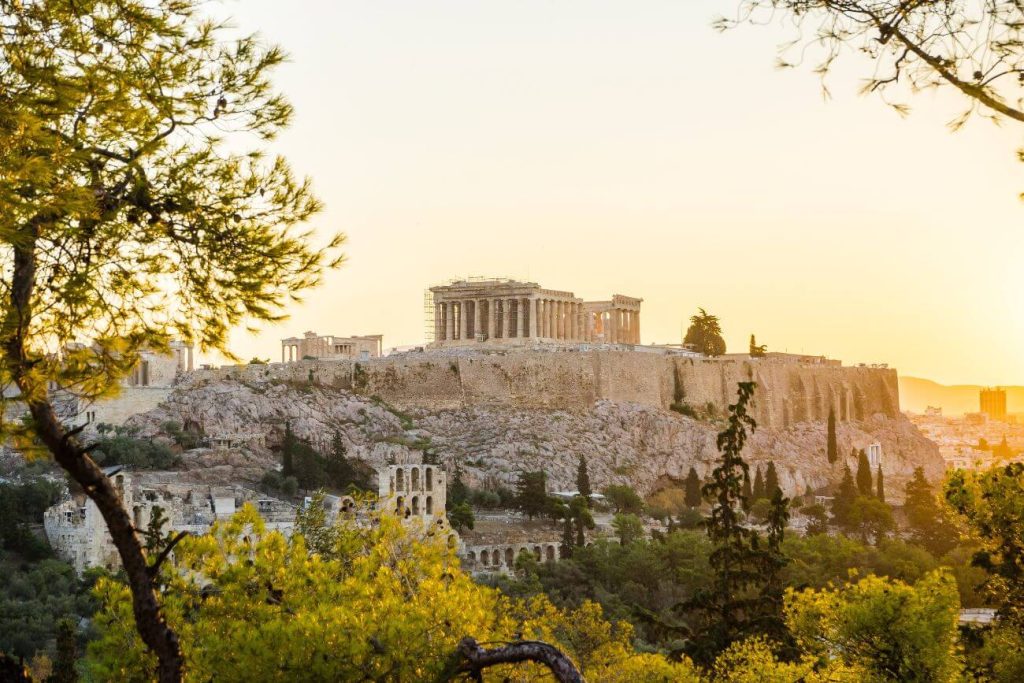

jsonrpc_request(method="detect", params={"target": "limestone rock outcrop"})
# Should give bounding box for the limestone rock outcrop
[126,352,941,503]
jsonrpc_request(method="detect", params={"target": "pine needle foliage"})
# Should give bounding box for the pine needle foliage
[680,381,790,666]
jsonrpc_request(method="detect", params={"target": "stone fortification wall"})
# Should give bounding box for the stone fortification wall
[189,352,900,428]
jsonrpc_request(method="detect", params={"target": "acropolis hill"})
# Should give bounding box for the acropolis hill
[123,347,942,505]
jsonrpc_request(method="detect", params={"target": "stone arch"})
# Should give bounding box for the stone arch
[412,467,421,491]
[395,496,404,515]
[533,545,541,560]
[492,549,501,566]
[412,496,420,515]
[546,545,555,561]
[467,550,476,563]
[396,468,405,492]
[425,496,433,515]
[505,547,514,566]
[389,475,395,495]
[481,551,489,566]
[426,467,433,491]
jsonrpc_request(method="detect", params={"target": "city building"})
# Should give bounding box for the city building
[281,331,383,363]
[981,387,1008,422]
[428,278,642,347]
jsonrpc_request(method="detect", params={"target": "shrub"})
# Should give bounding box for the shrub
[91,436,179,470]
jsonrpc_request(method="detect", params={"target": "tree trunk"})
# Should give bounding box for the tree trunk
[1,235,184,682]
[448,637,584,683]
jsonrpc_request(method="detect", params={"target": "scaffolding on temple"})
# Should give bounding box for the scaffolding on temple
[423,288,434,344]
[423,276,527,344]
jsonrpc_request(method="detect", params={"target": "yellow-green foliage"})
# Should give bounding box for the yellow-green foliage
[85,505,701,681]
[785,570,964,682]
[712,637,863,682]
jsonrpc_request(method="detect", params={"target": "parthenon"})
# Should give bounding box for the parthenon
[430,279,642,346]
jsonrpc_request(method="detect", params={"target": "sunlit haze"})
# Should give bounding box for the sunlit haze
[216,0,1024,386]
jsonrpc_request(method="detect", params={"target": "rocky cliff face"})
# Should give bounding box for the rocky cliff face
[125,351,942,503]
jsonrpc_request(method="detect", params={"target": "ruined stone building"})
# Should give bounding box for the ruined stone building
[125,340,195,387]
[43,461,572,577]
[281,331,383,363]
[44,467,296,575]
[429,279,642,346]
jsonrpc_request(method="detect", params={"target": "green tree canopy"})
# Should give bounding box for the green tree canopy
[684,466,703,509]
[612,513,645,546]
[906,467,959,557]
[831,464,857,529]
[946,462,1024,629]
[748,334,766,357]
[681,382,789,666]
[752,465,765,502]
[876,464,885,503]
[765,461,780,499]
[826,407,838,464]
[787,570,963,682]
[722,2,1024,136]
[0,2,343,677]
[684,308,726,356]
[856,449,873,496]
[576,455,592,504]
[515,471,548,520]
[603,484,644,515]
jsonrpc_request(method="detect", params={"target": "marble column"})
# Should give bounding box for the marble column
[519,298,528,338]
[488,298,498,339]
[503,299,512,339]
[445,302,454,341]
[530,299,539,338]
[609,309,617,344]
[633,311,640,344]
[476,300,486,340]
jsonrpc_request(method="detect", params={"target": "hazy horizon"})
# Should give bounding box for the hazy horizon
[207,0,1023,386]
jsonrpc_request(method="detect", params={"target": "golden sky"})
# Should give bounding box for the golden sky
[215,1,1024,386]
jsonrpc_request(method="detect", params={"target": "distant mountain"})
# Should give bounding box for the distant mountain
[899,376,1024,415]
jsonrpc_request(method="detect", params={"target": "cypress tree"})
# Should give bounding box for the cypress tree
[856,449,872,496]
[827,406,838,464]
[742,470,753,510]
[684,467,702,508]
[678,381,788,666]
[876,464,885,503]
[281,421,295,477]
[52,616,78,683]
[561,515,574,559]
[831,464,857,527]
[576,455,592,505]
[752,466,765,501]
[765,461,780,498]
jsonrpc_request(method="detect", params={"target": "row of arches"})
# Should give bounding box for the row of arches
[393,494,435,517]
[463,542,562,571]
[392,466,435,494]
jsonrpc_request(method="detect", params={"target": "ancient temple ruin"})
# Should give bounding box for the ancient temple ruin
[281,331,383,362]
[429,278,642,346]
[44,467,296,575]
